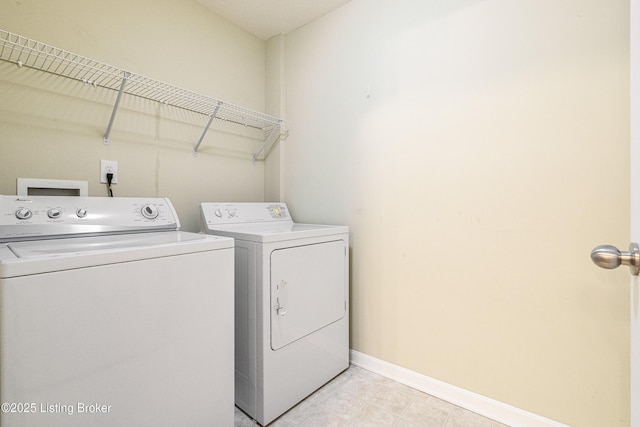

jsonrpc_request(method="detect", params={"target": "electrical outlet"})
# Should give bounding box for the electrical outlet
[100,160,118,184]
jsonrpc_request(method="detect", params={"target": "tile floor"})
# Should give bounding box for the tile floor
[234,365,509,427]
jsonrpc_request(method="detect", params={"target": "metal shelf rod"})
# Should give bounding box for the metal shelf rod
[252,123,281,163]
[193,101,222,157]
[103,72,130,145]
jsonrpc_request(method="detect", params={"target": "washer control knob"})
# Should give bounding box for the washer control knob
[76,208,88,218]
[214,209,223,218]
[228,209,237,218]
[141,204,159,219]
[273,206,282,217]
[47,208,62,219]
[15,208,33,220]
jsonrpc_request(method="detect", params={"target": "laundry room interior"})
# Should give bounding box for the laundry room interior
[0,0,632,426]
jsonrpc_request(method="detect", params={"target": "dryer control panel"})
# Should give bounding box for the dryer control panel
[0,195,180,242]
[201,203,290,225]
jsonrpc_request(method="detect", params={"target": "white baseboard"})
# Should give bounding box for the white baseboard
[349,350,569,427]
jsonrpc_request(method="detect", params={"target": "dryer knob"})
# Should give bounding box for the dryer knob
[214,209,223,218]
[76,208,88,218]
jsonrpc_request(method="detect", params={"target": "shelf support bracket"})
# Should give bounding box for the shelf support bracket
[103,71,130,145]
[193,101,222,157]
[252,122,281,163]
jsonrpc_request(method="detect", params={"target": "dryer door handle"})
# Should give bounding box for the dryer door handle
[275,280,289,317]
[276,298,288,317]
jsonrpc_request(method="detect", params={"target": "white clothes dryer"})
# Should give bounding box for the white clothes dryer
[0,195,235,427]
[200,202,349,425]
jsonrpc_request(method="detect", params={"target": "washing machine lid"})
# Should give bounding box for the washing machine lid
[0,231,233,278]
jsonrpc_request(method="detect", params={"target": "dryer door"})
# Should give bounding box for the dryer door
[270,240,346,350]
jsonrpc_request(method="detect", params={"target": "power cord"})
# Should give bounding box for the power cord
[106,172,114,197]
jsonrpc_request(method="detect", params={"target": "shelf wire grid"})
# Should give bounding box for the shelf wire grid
[0,29,285,132]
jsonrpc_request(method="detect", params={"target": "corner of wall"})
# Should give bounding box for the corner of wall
[264,34,287,202]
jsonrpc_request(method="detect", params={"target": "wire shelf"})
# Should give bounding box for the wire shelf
[0,28,285,158]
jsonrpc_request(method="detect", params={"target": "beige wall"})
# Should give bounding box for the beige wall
[0,0,268,231]
[0,0,632,425]
[280,0,630,426]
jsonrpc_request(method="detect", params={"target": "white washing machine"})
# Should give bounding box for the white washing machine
[0,195,235,427]
[200,202,349,425]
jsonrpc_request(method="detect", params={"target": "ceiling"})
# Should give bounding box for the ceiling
[194,0,353,40]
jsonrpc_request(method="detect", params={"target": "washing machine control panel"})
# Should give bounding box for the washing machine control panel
[0,195,180,242]
[201,203,290,225]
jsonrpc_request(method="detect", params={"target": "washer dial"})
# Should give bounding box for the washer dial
[15,208,33,220]
[141,204,159,219]
[47,208,62,219]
